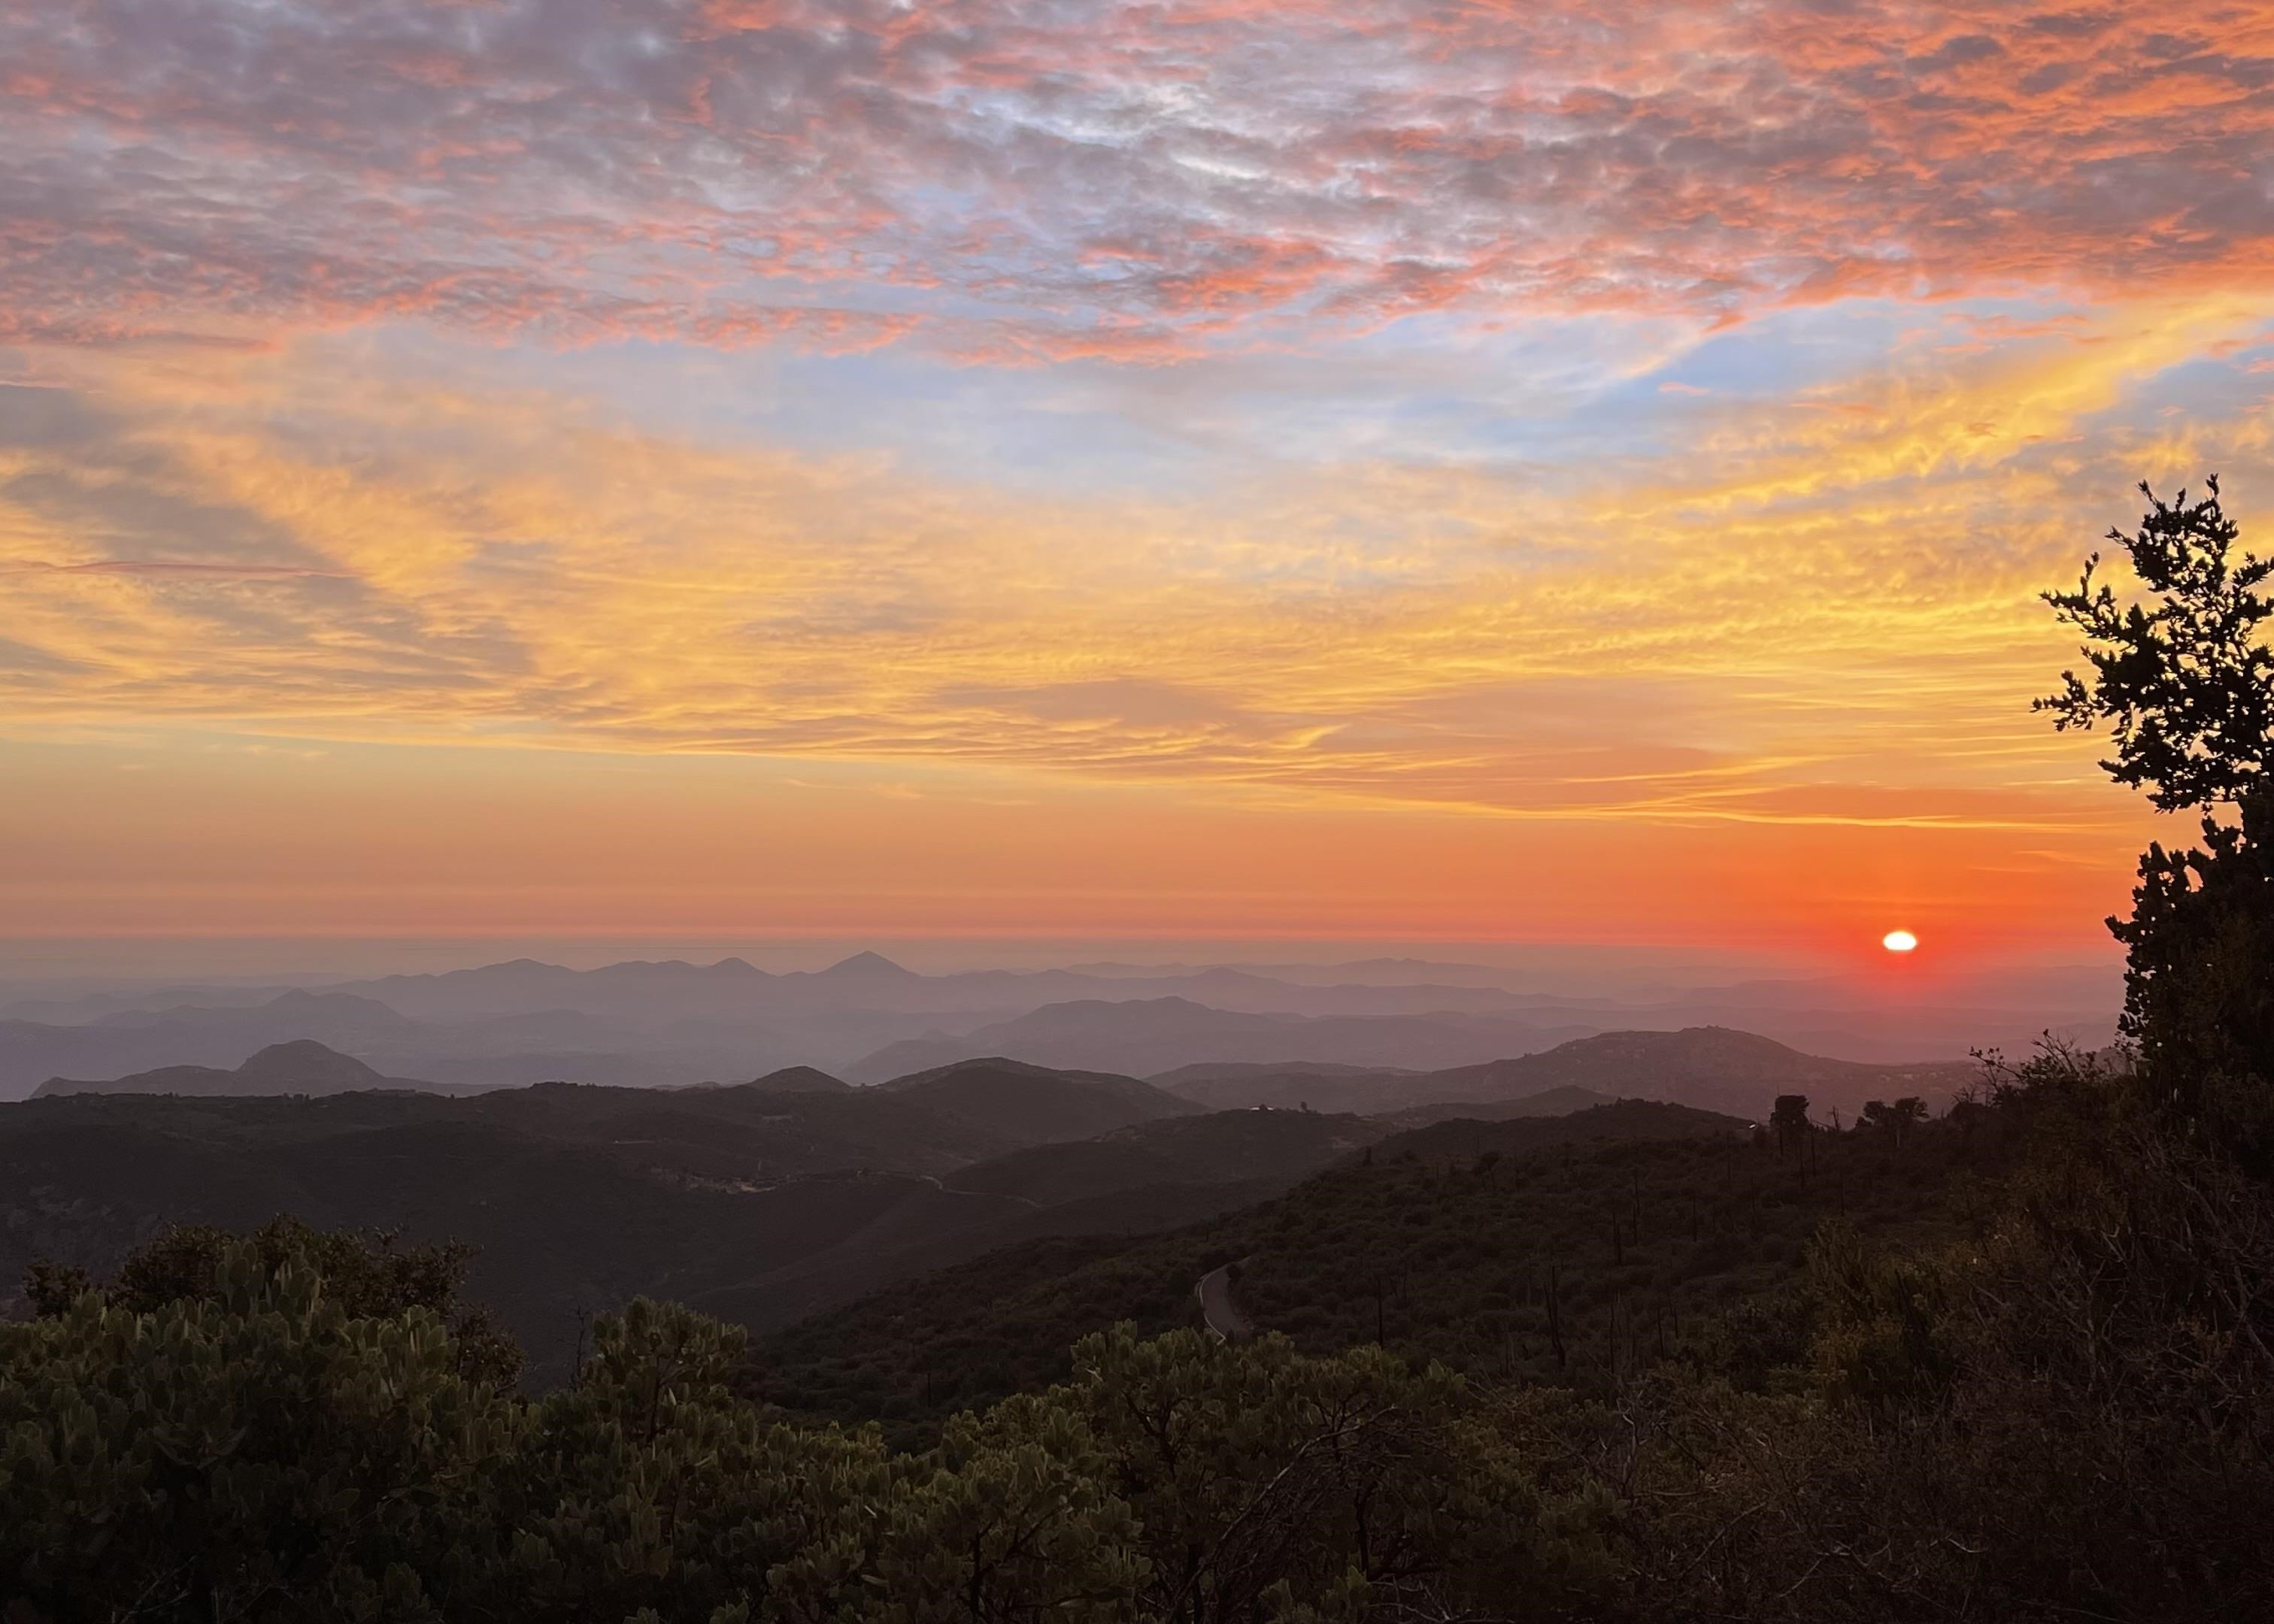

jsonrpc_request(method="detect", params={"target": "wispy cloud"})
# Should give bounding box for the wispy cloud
[8,304,2265,832]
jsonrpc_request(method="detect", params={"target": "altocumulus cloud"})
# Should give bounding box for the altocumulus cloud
[4,307,2268,833]
[1,0,2271,357]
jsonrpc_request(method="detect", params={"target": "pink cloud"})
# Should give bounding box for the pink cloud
[0,1,2267,359]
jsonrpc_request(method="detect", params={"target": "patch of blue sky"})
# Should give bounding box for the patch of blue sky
[344,287,2139,518]
[2113,333,2274,422]
[375,310,1672,489]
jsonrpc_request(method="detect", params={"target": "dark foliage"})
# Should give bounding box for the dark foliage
[2039,475,2274,1159]
[25,1215,523,1386]
[751,1102,2009,1449]
[1514,1048,2274,1622]
[2,1226,1612,1624]
[2038,476,2272,811]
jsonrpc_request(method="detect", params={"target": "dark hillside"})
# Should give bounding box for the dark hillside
[690,1113,1381,1335]
[875,1057,1200,1141]
[447,1078,1019,1171]
[944,1107,1386,1207]
[2,1072,1317,1387]
[0,1090,1022,1384]
[743,1065,850,1092]
[1375,1084,1612,1127]
[0,1080,1075,1381]
[1369,1098,1744,1160]
[1152,1062,1430,1113]
[749,1102,2009,1448]
[1153,1064,1613,1118]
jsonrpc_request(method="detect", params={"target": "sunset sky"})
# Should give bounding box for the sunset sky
[5,0,2272,971]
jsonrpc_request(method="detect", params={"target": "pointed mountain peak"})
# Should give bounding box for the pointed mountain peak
[820,950,919,980]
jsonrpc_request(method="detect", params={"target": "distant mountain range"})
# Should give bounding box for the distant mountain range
[0,1015,2000,1395]
[1410,1026,1978,1117]
[0,950,2121,1103]
[0,989,778,1098]
[941,1109,1389,1209]
[314,953,1578,1024]
[845,997,1592,1083]
[1154,1027,1978,1119]
[35,1039,487,1099]
[0,1059,1388,1383]
[22,1023,1983,1126]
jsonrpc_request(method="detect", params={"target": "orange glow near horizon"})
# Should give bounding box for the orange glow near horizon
[1,1,2267,971]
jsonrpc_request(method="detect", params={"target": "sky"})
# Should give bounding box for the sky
[4,0,2272,977]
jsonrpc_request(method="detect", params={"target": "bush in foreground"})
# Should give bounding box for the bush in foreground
[2,1223,1612,1623]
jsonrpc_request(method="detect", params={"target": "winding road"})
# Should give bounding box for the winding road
[1196,1265,1254,1341]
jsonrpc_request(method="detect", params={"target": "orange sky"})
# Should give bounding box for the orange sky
[2,0,2267,969]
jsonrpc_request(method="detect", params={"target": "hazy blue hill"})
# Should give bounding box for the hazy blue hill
[0,998,430,1100]
[847,998,1586,1083]
[1422,1025,1978,1116]
[339,957,597,1019]
[83,988,411,1034]
[33,1039,471,1099]
[332,952,1073,1021]
[1157,1029,1978,1119]
[811,950,924,986]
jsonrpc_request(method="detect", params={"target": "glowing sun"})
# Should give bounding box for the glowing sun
[1881,929,1919,953]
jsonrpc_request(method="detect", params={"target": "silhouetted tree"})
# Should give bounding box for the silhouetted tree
[1858,1097,1926,1149]
[2039,477,2272,810]
[1770,1095,1811,1161]
[2040,476,2274,1159]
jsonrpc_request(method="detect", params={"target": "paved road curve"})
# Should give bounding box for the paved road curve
[1196,1265,1254,1341]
